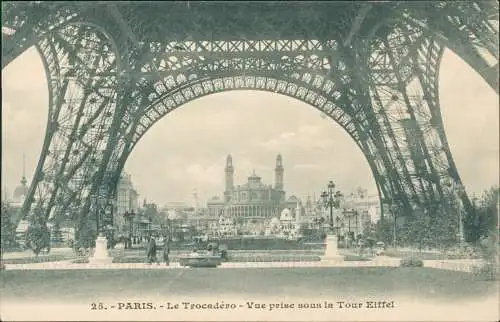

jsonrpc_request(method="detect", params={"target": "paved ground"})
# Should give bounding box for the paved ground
[2,258,497,321]
[1,266,497,302]
[423,259,485,272]
[2,247,489,276]
[4,253,486,273]
[3,256,401,270]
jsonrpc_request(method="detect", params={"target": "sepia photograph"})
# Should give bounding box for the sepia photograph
[1,1,499,321]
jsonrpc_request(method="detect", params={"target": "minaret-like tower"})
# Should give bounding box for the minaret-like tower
[295,200,302,222]
[192,189,200,213]
[21,152,27,187]
[274,154,284,192]
[224,155,234,202]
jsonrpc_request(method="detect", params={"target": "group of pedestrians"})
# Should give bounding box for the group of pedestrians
[146,236,170,265]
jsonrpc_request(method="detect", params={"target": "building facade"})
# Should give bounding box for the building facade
[114,172,139,235]
[207,154,299,227]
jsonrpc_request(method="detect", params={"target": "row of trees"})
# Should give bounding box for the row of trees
[366,185,499,249]
[1,202,17,254]
[2,186,496,255]
[1,202,67,256]
[464,186,499,243]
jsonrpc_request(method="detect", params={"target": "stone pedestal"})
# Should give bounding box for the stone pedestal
[89,235,112,265]
[322,234,344,262]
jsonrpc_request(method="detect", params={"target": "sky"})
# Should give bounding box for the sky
[1,47,498,207]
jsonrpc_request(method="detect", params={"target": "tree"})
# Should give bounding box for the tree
[474,186,499,240]
[75,220,97,249]
[400,210,433,250]
[25,207,51,256]
[375,218,393,245]
[362,220,376,240]
[1,202,17,253]
[51,222,64,244]
[460,186,499,244]
[430,205,460,248]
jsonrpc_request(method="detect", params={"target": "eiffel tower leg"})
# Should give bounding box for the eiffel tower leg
[21,23,125,251]
[365,21,475,244]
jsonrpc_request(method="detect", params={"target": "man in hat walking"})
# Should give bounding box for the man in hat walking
[146,235,159,265]
[162,239,170,266]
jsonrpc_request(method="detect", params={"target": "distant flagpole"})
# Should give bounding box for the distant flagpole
[22,152,26,179]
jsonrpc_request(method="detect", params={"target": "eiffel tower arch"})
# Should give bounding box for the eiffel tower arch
[2,2,498,241]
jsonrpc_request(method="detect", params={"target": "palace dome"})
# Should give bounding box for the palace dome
[247,170,262,184]
[13,177,29,202]
[248,171,260,180]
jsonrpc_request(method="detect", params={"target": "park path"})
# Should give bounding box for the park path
[2,248,486,273]
[423,259,485,273]
[3,256,402,270]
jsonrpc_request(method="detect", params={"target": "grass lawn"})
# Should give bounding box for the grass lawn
[1,267,497,302]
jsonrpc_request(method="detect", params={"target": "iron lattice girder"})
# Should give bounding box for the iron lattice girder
[366,30,463,212]
[1,2,90,68]
[394,1,499,93]
[112,2,366,41]
[3,2,497,67]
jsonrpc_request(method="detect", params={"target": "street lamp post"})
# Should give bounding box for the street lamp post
[167,218,171,242]
[391,203,398,249]
[123,211,135,249]
[452,182,466,247]
[347,211,352,248]
[319,180,345,262]
[321,181,343,238]
[354,210,359,239]
[444,178,466,248]
[167,211,177,242]
[94,196,103,237]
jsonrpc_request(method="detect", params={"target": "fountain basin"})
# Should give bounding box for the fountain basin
[179,252,222,268]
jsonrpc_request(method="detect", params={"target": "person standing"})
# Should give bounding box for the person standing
[146,236,158,265]
[162,239,170,266]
